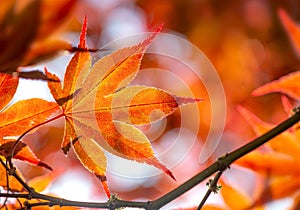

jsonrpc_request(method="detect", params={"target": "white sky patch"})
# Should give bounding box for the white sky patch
[102,6,146,43]
[48,168,100,202]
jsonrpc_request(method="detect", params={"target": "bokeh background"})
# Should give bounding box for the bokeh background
[10,0,300,209]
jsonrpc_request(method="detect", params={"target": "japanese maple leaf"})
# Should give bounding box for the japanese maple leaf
[238,22,300,202]
[45,17,201,196]
[236,103,300,206]
[252,70,300,100]
[235,96,300,207]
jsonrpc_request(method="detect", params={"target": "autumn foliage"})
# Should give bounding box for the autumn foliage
[2,1,300,210]
[1,0,200,206]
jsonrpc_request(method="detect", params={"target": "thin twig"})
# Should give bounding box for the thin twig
[197,171,223,210]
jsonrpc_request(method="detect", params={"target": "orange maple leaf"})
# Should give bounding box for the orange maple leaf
[237,30,300,203]
[45,16,201,197]
[0,71,59,190]
[0,139,52,170]
[252,9,300,99]
[237,105,300,156]
[252,71,300,100]
[0,98,59,138]
[237,104,300,205]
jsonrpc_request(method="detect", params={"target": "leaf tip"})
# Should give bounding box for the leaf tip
[150,158,176,180]
[251,88,261,96]
[78,15,88,49]
[154,23,164,33]
[166,169,176,181]
[251,83,276,97]
[138,24,164,49]
[37,161,53,171]
[62,145,71,155]
[236,105,255,121]
[176,96,203,106]
[278,8,291,27]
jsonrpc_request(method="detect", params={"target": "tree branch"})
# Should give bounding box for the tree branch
[1,109,300,209]
[150,109,300,209]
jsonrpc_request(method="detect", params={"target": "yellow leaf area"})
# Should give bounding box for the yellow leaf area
[45,17,201,196]
[3,171,77,210]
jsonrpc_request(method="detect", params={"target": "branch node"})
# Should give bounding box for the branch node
[145,200,152,210]
[292,106,300,113]
[108,194,118,209]
[27,193,32,200]
[206,179,222,194]
[8,166,16,175]
[59,198,64,207]
[24,201,30,209]
[217,153,230,171]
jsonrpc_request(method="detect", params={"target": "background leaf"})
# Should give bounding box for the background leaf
[0,139,52,170]
[0,73,19,110]
[252,71,300,100]
[238,105,300,156]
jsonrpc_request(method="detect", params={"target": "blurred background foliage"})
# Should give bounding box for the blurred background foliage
[4,0,300,209]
